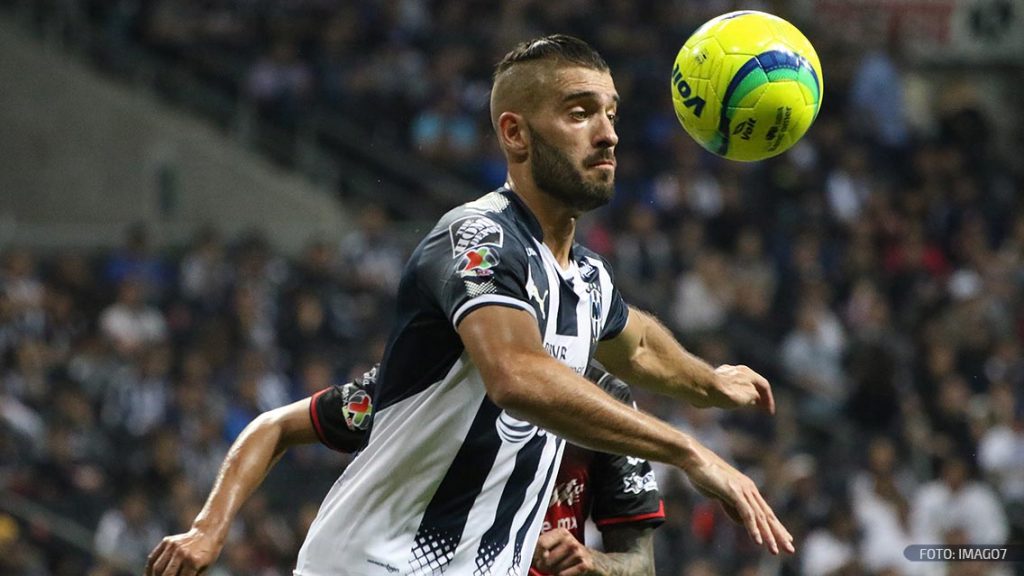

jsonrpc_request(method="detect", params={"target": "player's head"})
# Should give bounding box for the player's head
[491,35,619,213]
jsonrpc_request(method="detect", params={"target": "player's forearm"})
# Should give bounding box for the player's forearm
[601,309,719,407]
[592,526,655,576]
[487,352,701,470]
[590,550,654,576]
[190,412,293,542]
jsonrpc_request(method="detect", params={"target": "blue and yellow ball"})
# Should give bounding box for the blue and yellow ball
[671,11,823,162]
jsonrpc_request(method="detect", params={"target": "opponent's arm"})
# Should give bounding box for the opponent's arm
[533,525,655,576]
[459,306,792,555]
[145,399,319,576]
[596,307,775,413]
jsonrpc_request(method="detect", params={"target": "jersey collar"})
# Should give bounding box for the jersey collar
[499,186,545,242]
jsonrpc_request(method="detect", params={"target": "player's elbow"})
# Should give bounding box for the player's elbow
[248,399,316,450]
[480,352,546,413]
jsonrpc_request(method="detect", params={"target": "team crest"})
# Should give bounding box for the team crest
[340,383,373,431]
[449,216,504,257]
[458,247,499,278]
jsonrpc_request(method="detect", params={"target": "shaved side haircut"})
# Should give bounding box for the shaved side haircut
[490,35,609,134]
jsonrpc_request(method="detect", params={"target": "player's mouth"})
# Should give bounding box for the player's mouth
[587,157,616,169]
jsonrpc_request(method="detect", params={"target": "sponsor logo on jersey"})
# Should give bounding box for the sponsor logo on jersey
[449,216,504,257]
[549,478,586,508]
[341,383,373,431]
[458,247,499,278]
[623,471,658,494]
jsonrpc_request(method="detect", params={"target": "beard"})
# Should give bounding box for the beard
[528,125,614,212]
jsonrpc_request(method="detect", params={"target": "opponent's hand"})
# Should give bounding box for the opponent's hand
[709,364,775,414]
[145,528,222,576]
[683,445,795,555]
[531,527,598,576]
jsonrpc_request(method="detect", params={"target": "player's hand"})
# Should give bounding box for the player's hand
[709,364,775,414]
[145,527,222,576]
[531,527,598,576]
[683,445,795,555]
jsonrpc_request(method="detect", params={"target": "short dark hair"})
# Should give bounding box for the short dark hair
[493,34,608,80]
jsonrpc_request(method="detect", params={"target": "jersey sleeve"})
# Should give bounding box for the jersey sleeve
[588,374,665,530]
[418,213,534,327]
[309,366,378,453]
[601,288,629,341]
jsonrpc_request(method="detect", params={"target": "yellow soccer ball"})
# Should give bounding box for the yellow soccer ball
[671,11,823,162]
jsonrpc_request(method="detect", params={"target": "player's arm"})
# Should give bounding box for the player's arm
[595,307,775,413]
[459,306,793,555]
[145,399,319,576]
[534,525,655,576]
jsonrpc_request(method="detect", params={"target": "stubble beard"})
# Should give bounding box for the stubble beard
[528,126,614,213]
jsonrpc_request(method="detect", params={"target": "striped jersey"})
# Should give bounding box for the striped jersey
[294,188,629,576]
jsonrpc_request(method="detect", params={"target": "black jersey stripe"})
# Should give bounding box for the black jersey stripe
[555,280,579,336]
[473,432,548,574]
[508,437,563,575]
[409,396,504,575]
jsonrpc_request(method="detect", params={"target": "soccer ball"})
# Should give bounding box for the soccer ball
[671,11,823,162]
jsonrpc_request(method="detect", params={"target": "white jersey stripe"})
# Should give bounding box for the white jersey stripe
[452,295,536,326]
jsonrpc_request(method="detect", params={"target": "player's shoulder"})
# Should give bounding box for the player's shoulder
[433,188,532,256]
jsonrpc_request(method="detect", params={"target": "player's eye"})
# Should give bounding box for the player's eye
[569,109,588,121]
[607,112,619,125]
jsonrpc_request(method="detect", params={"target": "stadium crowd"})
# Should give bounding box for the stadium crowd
[3,1,1024,575]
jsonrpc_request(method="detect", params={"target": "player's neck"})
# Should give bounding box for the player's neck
[507,176,577,268]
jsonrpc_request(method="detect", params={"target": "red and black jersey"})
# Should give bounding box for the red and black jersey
[529,367,664,576]
[310,362,664,575]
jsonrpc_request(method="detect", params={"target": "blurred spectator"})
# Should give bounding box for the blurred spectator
[179,226,231,313]
[825,146,873,226]
[800,503,861,576]
[781,296,848,426]
[0,514,48,576]
[339,204,405,294]
[100,345,172,439]
[246,39,313,126]
[849,42,910,154]
[102,225,169,300]
[850,437,915,574]
[100,278,168,357]
[670,251,733,336]
[910,455,1008,546]
[978,383,1024,530]
[613,204,673,312]
[94,489,164,569]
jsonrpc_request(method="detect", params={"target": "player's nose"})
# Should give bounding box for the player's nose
[594,114,619,149]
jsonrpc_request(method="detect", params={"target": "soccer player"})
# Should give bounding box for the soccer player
[149,362,662,575]
[148,34,792,576]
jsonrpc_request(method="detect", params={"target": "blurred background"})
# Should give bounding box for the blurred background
[0,0,1022,575]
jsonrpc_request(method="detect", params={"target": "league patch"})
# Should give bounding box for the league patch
[449,216,504,257]
[340,382,373,431]
[623,471,659,494]
[458,247,499,278]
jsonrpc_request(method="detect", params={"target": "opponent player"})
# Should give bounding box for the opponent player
[148,34,792,576]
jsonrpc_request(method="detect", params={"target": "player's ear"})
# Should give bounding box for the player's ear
[498,112,529,163]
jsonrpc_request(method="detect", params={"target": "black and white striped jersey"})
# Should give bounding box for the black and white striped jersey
[295,188,629,576]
